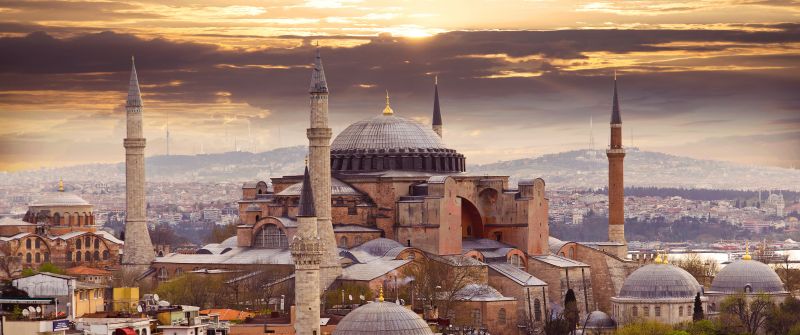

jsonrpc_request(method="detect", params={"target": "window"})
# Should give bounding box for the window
[498,308,506,325]
[253,224,288,249]
[339,236,348,248]
[76,252,82,262]
[632,306,638,317]
[85,251,91,262]
[94,251,100,261]
[534,299,542,321]
[76,238,82,249]
[655,306,661,317]
[67,252,73,262]
[355,236,362,245]
[103,250,109,260]
[35,253,40,263]
[26,239,31,249]
[44,252,50,262]
[85,237,91,248]
[35,239,40,248]
[471,309,482,327]
[688,305,692,315]
[509,254,523,268]
[644,306,650,317]
[94,239,100,249]
[26,253,32,263]
[679,306,683,316]
[568,248,574,259]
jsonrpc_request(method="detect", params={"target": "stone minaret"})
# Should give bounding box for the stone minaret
[122,57,155,271]
[432,76,443,138]
[291,166,322,335]
[307,49,341,289]
[606,73,627,259]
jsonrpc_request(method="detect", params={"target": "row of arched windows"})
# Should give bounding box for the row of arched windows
[23,252,50,263]
[50,212,94,226]
[66,250,110,262]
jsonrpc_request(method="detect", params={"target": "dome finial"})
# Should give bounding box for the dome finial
[382,90,394,115]
[379,286,385,302]
[58,177,64,192]
[743,241,752,260]
[654,253,663,264]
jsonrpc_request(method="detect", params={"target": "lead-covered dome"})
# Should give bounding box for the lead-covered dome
[30,191,90,207]
[710,259,786,294]
[333,301,433,335]
[331,113,464,173]
[619,264,702,299]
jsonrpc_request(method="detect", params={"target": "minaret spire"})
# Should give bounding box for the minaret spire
[611,72,622,124]
[606,73,627,259]
[291,164,322,335]
[122,55,155,272]
[432,76,443,138]
[309,47,328,94]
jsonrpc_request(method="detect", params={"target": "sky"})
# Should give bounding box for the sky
[0,0,798,172]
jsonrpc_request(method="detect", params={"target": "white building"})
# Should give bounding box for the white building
[74,317,151,335]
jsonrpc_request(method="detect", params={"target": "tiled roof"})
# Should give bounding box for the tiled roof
[488,263,547,287]
[340,259,410,281]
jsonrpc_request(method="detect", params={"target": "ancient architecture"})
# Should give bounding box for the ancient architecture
[0,180,122,278]
[611,255,706,326]
[307,49,342,289]
[705,244,789,313]
[290,167,322,335]
[606,73,627,259]
[432,76,442,138]
[121,57,155,272]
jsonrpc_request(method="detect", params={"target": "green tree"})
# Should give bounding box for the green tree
[693,293,704,321]
[38,262,65,274]
[543,311,571,335]
[719,293,773,335]
[616,320,673,335]
[155,273,228,308]
[764,296,800,335]
[681,319,719,335]
[207,223,237,243]
[564,289,579,334]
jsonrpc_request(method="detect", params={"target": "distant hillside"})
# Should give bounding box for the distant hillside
[468,148,800,191]
[3,147,798,190]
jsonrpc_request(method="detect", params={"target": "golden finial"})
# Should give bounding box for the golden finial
[662,252,668,264]
[743,241,752,260]
[58,178,64,192]
[382,90,394,115]
[378,287,384,302]
[653,253,663,264]
[304,155,308,167]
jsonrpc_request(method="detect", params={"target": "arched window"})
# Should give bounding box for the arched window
[253,224,288,249]
[94,239,100,249]
[67,252,73,262]
[76,252,82,262]
[35,253,40,263]
[44,252,50,262]
[68,214,73,226]
[355,236,362,245]
[534,299,542,321]
[655,306,661,317]
[103,250,109,260]
[26,253,32,263]
[498,308,506,325]
[94,251,100,261]
[26,239,31,249]
[85,237,91,248]
[744,284,752,293]
[679,306,684,316]
[632,306,638,316]
[255,215,260,222]
[53,213,61,225]
[75,238,82,249]
[471,309,481,327]
[35,239,40,248]
[509,254,523,268]
[85,251,91,262]
[644,306,650,317]
[339,236,348,248]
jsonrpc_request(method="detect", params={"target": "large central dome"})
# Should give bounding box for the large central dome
[330,106,465,174]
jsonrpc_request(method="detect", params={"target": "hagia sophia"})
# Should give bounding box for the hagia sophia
[0,50,790,334]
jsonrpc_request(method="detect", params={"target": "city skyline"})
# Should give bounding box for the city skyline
[1,1,799,171]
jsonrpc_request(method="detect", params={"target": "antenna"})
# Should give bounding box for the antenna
[166,112,170,156]
[589,115,595,151]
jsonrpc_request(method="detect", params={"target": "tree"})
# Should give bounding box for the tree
[719,293,773,335]
[563,289,579,334]
[764,296,800,335]
[207,223,237,243]
[403,255,482,320]
[543,311,572,335]
[773,255,799,294]
[616,320,674,335]
[693,293,704,321]
[674,253,718,287]
[154,273,227,309]
[0,243,22,279]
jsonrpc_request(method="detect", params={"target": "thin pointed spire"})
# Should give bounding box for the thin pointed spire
[432,76,442,126]
[127,56,143,107]
[383,90,394,115]
[309,48,328,93]
[297,166,316,217]
[611,72,621,124]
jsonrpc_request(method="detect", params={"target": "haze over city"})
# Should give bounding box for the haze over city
[1,0,799,171]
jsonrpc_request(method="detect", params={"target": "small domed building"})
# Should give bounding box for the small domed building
[333,290,433,335]
[705,249,789,313]
[581,310,616,335]
[611,255,707,326]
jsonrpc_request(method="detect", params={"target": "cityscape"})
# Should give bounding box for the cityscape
[0,1,799,335]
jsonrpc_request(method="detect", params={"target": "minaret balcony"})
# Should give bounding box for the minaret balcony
[606,147,626,154]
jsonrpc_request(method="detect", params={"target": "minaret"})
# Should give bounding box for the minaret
[606,72,627,259]
[432,76,443,138]
[122,56,155,271]
[307,48,341,289]
[291,166,322,335]
[165,112,170,156]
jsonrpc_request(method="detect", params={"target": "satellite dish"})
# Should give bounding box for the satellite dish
[22,309,29,317]
[137,305,143,313]
[36,306,41,313]
[153,294,160,301]
[158,300,170,307]
[348,294,353,301]
[28,306,36,313]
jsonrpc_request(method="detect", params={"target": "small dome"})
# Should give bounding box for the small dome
[354,238,404,257]
[30,192,90,207]
[619,264,702,299]
[333,301,432,335]
[711,259,786,293]
[454,284,511,301]
[585,310,616,329]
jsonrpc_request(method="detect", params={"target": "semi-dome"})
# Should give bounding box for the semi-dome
[330,102,465,173]
[333,301,433,335]
[619,264,702,299]
[585,310,616,329]
[710,259,786,294]
[30,192,90,207]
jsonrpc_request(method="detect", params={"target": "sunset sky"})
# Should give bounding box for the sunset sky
[0,0,798,171]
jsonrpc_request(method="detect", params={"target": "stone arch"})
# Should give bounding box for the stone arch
[460,197,484,238]
[478,188,500,225]
[252,219,289,249]
[463,250,484,262]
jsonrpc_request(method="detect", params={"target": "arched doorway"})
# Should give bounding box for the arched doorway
[460,197,484,238]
